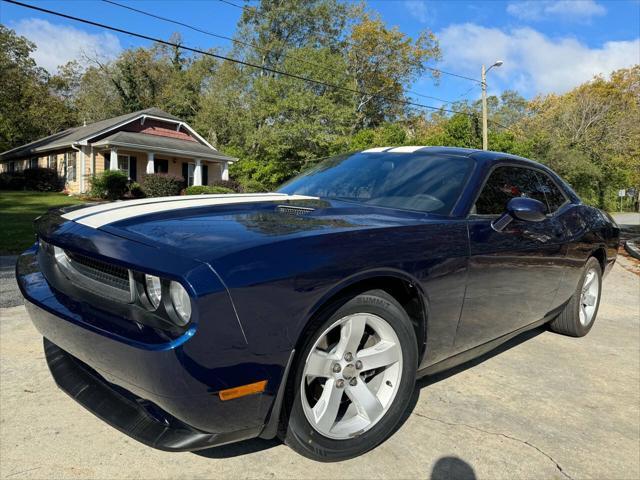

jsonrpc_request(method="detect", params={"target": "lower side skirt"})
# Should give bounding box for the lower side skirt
[416,311,559,378]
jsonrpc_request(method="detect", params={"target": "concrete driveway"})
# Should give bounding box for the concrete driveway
[0,257,638,479]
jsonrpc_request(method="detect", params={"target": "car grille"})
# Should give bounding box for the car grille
[64,251,130,292]
[40,239,134,303]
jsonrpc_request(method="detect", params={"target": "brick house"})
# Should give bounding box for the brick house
[0,108,236,194]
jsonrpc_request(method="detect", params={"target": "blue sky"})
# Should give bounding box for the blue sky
[1,0,639,107]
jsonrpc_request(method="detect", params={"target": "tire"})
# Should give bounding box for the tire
[281,289,418,462]
[549,257,602,337]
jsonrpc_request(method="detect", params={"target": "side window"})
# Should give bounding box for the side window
[474,166,548,215]
[535,171,567,213]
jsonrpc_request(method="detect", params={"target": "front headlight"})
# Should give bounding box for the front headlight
[144,274,162,309]
[169,281,191,325]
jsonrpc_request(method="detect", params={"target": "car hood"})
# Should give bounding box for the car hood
[57,193,431,263]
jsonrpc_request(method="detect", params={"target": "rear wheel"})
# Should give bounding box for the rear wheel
[549,257,602,337]
[282,290,418,462]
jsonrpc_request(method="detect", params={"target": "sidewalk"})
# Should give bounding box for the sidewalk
[611,212,640,226]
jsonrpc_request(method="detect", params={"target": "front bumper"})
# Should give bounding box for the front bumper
[17,244,291,449]
[44,338,261,451]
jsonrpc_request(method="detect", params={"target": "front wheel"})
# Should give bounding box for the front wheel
[282,289,418,462]
[549,256,602,337]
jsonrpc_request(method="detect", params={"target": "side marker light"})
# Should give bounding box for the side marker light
[218,380,268,401]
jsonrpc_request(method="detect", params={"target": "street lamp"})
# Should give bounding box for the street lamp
[481,60,503,150]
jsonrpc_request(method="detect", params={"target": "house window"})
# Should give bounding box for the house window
[154,159,169,173]
[104,154,136,179]
[48,154,56,169]
[67,152,76,182]
[8,162,15,173]
[117,155,137,180]
[187,163,195,186]
[29,157,38,169]
[118,155,130,175]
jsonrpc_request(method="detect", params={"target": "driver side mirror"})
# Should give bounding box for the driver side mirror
[492,197,547,232]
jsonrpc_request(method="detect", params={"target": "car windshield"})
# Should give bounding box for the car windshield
[278,151,475,215]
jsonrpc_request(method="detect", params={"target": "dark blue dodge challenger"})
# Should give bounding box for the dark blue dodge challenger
[17,147,619,461]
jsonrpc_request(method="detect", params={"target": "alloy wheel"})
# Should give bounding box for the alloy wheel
[579,268,599,326]
[300,313,403,440]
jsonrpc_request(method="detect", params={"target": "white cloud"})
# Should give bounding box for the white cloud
[13,18,122,73]
[506,0,606,22]
[438,23,639,95]
[404,1,430,24]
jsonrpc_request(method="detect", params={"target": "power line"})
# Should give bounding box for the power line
[6,0,515,142]
[411,84,481,105]
[101,0,352,81]
[101,0,476,107]
[410,92,459,104]
[455,85,480,102]
[217,0,482,84]
[5,0,474,118]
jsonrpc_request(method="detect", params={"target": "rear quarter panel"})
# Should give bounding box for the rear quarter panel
[555,204,619,302]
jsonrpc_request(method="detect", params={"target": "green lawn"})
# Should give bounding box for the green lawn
[0,191,86,255]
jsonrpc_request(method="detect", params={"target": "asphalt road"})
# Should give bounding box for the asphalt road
[0,257,638,479]
[0,256,20,309]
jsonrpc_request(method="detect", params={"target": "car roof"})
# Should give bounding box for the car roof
[361,145,480,156]
[361,145,546,169]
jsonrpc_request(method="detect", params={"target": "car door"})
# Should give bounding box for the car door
[453,164,567,353]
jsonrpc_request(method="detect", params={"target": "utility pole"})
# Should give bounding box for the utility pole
[481,64,488,151]
[481,60,503,151]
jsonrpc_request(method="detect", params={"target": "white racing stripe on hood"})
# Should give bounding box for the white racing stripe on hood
[63,193,318,229]
[62,193,288,221]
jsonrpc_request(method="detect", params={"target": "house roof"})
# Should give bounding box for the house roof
[0,108,213,162]
[92,132,236,162]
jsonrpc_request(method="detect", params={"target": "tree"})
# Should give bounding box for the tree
[74,34,216,124]
[194,60,251,150]
[523,66,640,208]
[214,1,441,187]
[0,26,76,152]
[231,47,356,188]
[5,2,635,210]
[72,64,124,123]
[233,0,356,70]
[347,14,440,129]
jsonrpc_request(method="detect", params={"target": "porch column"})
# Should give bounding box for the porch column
[109,147,118,171]
[146,152,155,174]
[193,159,203,186]
[79,148,85,192]
[221,161,229,181]
[79,146,87,193]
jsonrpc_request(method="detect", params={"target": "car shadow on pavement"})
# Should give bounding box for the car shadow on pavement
[194,326,545,460]
[388,326,546,443]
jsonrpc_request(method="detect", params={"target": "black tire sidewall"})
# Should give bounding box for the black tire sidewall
[284,290,418,462]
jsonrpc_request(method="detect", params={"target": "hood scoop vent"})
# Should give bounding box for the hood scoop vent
[275,205,315,216]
